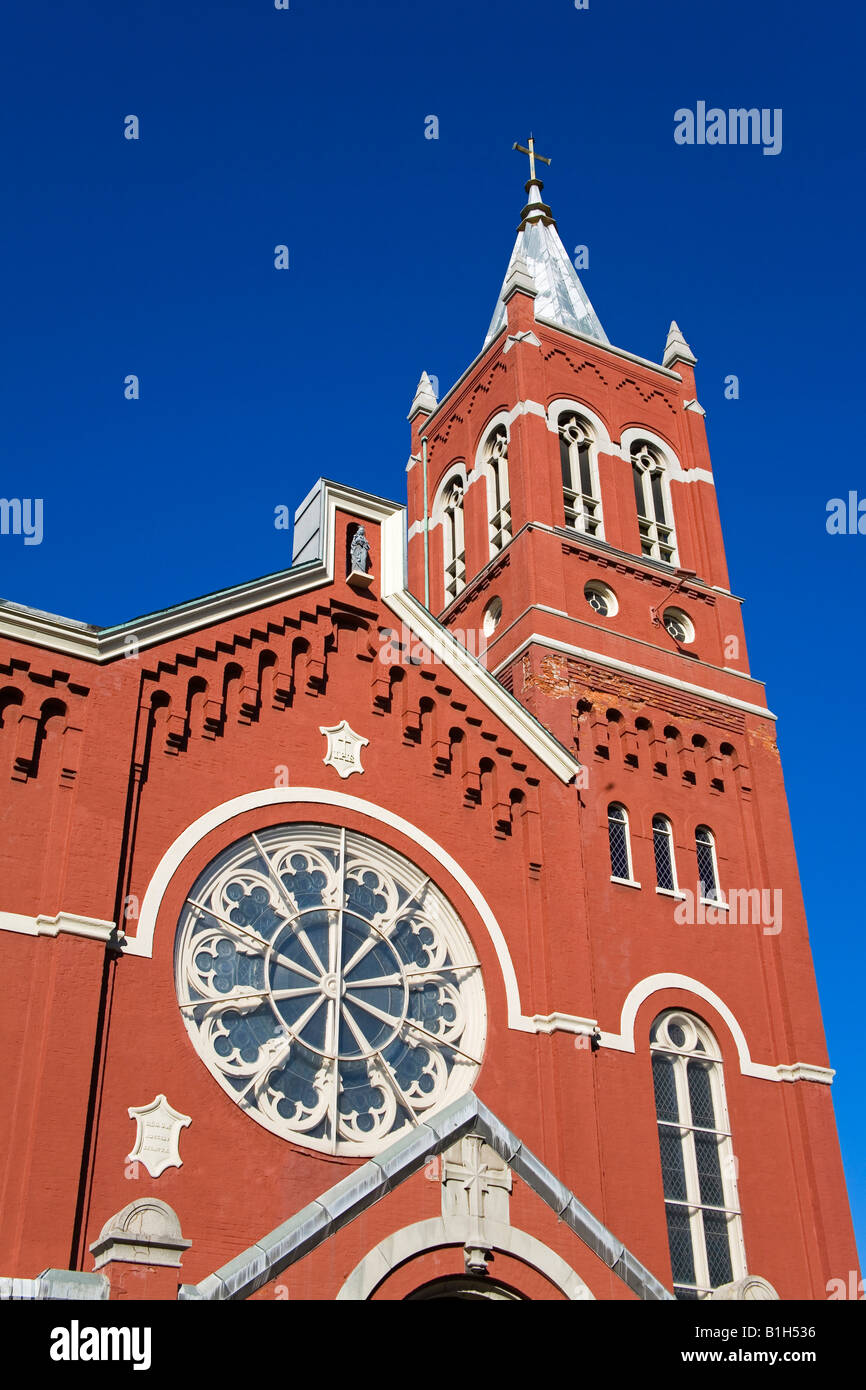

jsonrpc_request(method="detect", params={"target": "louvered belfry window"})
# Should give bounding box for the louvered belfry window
[631,441,676,563]
[559,413,602,536]
[442,477,466,605]
[485,426,512,555]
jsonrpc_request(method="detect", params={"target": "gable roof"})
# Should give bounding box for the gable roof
[0,478,580,785]
[178,1091,673,1301]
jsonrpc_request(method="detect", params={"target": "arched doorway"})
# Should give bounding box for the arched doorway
[405,1275,526,1301]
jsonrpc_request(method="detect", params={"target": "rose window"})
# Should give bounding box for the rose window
[174,824,486,1155]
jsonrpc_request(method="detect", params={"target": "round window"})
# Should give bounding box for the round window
[584,580,618,618]
[482,596,503,637]
[663,607,694,644]
[175,824,486,1156]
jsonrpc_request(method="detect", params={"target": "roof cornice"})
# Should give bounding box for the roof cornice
[0,479,580,784]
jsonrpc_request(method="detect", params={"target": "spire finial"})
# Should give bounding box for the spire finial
[513,134,556,230]
[513,133,551,184]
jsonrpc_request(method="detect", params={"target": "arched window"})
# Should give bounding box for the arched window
[484,426,512,555]
[650,1011,745,1298]
[653,814,678,892]
[608,802,632,881]
[559,413,602,536]
[441,476,466,605]
[631,441,676,563]
[695,825,721,903]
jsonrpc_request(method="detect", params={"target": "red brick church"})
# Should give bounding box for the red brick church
[0,146,857,1301]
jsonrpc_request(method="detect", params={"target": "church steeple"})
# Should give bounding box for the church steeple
[484,135,608,349]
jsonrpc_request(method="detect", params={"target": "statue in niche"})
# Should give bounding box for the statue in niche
[349,525,370,576]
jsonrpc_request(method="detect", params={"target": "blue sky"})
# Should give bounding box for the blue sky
[1,1,863,1265]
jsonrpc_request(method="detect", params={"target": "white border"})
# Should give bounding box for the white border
[129,786,543,1034]
[0,910,115,942]
[599,973,834,1084]
[336,1217,594,1300]
[545,397,615,454]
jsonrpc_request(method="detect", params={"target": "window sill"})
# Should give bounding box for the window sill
[700,897,729,911]
[656,887,687,900]
[610,876,641,889]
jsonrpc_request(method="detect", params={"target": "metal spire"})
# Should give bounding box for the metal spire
[484,137,608,348]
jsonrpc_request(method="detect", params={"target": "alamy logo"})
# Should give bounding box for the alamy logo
[826,492,866,534]
[673,886,782,934]
[674,103,782,156]
[379,623,488,668]
[0,497,43,545]
[50,1320,151,1371]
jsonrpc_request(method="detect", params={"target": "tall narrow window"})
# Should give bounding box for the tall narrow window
[631,442,676,563]
[650,1011,745,1298]
[484,426,512,555]
[442,477,466,605]
[653,814,677,892]
[695,825,721,903]
[559,413,602,536]
[608,802,632,881]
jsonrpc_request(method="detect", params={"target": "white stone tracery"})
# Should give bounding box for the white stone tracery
[175,823,486,1156]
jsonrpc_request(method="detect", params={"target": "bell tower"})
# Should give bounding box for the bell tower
[406,140,750,752]
[406,145,858,1301]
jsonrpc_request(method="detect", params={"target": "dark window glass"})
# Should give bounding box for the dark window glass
[666,1204,696,1286]
[694,1130,726,1209]
[653,817,675,891]
[633,463,646,517]
[578,444,593,497]
[687,1060,717,1130]
[659,1127,688,1201]
[608,805,630,879]
[587,588,609,616]
[651,470,667,523]
[703,1210,734,1287]
[696,829,718,900]
[652,1054,679,1123]
[560,432,572,488]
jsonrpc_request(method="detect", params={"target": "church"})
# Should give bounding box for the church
[0,142,857,1302]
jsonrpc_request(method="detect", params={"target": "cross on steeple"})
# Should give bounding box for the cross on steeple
[513,134,551,183]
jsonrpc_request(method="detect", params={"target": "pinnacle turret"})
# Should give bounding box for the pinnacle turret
[663,320,697,369]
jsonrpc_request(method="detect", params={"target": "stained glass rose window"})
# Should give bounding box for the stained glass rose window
[174,824,486,1155]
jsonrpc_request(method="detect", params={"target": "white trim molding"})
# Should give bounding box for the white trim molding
[0,909,116,943]
[599,973,834,1084]
[129,785,546,1035]
[545,397,615,454]
[385,597,580,781]
[503,399,548,427]
[336,1217,594,1300]
[530,1011,598,1036]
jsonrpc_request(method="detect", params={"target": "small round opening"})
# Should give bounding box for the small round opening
[663,606,694,644]
[584,580,618,618]
[482,596,503,637]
